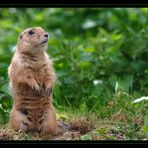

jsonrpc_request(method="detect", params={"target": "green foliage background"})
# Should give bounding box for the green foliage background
[0,8,147,137]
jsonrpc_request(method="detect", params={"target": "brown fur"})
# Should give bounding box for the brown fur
[8,27,57,135]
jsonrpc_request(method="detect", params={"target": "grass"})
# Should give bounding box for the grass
[0,91,147,140]
[53,91,148,140]
[57,110,146,140]
[0,112,146,140]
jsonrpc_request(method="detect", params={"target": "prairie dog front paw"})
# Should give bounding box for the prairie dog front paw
[27,75,40,94]
[44,82,52,96]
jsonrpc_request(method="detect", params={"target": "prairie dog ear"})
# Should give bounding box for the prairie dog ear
[19,33,23,39]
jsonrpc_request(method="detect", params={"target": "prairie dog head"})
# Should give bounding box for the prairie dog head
[17,27,49,53]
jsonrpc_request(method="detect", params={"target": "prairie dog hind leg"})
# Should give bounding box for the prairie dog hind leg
[9,109,31,132]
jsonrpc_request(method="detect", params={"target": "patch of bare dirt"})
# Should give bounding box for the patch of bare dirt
[52,119,94,140]
[69,118,94,134]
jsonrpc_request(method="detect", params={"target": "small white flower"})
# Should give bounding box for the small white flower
[93,80,102,85]
[132,96,148,103]
[82,20,97,29]
[115,81,119,93]
[55,29,63,36]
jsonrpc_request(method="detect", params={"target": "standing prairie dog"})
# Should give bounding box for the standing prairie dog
[8,27,57,135]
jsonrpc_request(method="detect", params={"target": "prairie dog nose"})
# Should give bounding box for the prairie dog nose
[44,33,48,38]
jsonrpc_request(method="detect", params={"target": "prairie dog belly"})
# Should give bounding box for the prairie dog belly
[13,96,51,132]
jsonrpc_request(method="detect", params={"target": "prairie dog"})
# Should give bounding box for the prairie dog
[8,27,57,135]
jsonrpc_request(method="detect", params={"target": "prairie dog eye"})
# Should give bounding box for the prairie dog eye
[28,30,35,35]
